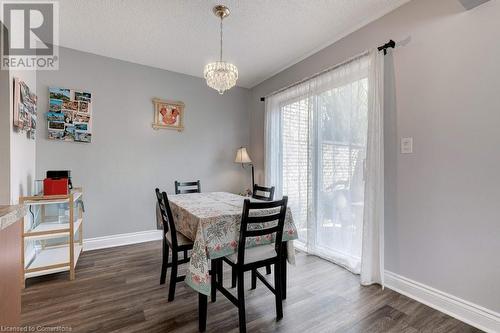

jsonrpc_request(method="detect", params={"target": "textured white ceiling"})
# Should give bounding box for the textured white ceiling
[58,0,410,88]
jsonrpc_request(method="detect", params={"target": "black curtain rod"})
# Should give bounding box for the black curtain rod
[378,39,396,55]
[260,39,395,102]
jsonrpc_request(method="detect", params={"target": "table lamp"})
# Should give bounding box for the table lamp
[234,147,254,187]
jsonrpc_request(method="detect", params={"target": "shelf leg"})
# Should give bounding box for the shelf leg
[20,197,26,289]
[79,198,83,246]
[69,193,75,281]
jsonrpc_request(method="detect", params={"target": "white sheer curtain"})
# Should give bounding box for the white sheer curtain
[265,49,384,285]
[360,50,385,286]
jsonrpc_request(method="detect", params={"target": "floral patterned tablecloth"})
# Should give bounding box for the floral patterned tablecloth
[169,192,298,296]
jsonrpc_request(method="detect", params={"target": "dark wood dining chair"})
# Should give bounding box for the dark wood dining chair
[230,184,276,287]
[253,184,275,275]
[252,184,275,201]
[212,197,288,333]
[174,180,201,194]
[155,188,193,301]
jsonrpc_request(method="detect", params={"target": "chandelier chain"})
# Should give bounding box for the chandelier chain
[220,17,223,61]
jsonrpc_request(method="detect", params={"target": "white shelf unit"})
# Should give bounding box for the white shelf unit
[20,188,84,287]
[25,244,83,278]
[23,218,83,241]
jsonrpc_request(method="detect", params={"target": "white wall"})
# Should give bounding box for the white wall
[9,70,37,204]
[0,50,37,205]
[250,0,500,316]
[0,65,10,204]
[36,47,251,239]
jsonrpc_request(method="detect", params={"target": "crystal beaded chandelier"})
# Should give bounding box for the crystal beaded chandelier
[203,5,238,95]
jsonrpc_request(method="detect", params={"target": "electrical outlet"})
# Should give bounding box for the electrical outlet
[401,137,413,154]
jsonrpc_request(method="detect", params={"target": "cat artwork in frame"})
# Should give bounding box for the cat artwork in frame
[152,98,184,132]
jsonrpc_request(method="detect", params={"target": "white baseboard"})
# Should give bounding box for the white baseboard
[83,230,162,251]
[385,270,500,333]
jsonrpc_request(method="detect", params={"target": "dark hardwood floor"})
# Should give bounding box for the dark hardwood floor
[22,241,482,333]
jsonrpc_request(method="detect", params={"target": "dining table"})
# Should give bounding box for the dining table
[168,191,298,332]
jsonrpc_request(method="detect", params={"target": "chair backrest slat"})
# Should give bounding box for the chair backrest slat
[155,188,179,247]
[245,226,281,238]
[175,180,201,194]
[246,213,282,224]
[237,196,288,266]
[252,184,275,202]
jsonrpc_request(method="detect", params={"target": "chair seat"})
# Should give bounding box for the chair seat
[227,244,277,265]
[166,230,193,247]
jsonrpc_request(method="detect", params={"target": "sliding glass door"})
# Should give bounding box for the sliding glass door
[275,56,369,273]
[313,78,367,272]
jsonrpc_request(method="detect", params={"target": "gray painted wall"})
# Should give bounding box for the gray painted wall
[249,0,500,313]
[36,47,251,239]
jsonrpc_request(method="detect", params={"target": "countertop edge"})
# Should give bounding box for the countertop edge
[0,205,27,231]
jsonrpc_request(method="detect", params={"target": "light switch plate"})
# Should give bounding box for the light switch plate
[401,137,413,154]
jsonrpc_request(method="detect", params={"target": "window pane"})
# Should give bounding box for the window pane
[281,98,310,244]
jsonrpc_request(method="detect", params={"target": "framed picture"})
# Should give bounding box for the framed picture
[47,87,93,143]
[13,78,37,139]
[152,98,184,131]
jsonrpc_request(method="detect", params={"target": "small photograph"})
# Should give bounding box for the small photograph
[63,125,75,141]
[78,101,89,113]
[22,110,30,128]
[62,110,74,123]
[48,130,64,140]
[62,100,79,111]
[49,99,63,112]
[75,131,91,143]
[74,114,90,123]
[20,81,37,105]
[75,91,92,102]
[48,121,65,131]
[49,87,71,101]
[24,102,35,115]
[47,112,64,122]
[74,122,88,131]
[17,104,26,124]
[30,114,37,130]
[20,81,30,102]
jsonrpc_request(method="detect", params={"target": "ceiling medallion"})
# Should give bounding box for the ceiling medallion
[203,5,238,95]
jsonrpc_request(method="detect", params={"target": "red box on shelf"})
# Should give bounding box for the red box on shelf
[43,178,69,196]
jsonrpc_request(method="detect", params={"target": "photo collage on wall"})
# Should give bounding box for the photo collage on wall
[13,78,37,140]
[48,87,92,143]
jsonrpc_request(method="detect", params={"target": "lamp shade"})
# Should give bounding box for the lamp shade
[235,147,252,164]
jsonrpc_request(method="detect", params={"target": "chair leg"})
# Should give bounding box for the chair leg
[160,238,169,285]
[168,251,178,302]
[237,271,247,333]
[251,269,257,290]
[266,264,271,275]
[231,267,237,288]
[211,260,217,302]
[281,245,287,300]
[217,259,223,285]
[274,262,283,320]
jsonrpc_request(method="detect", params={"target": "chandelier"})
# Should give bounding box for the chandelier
[203,5,238,95]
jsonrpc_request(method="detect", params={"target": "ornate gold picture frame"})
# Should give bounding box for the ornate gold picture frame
[152,98,184,131]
